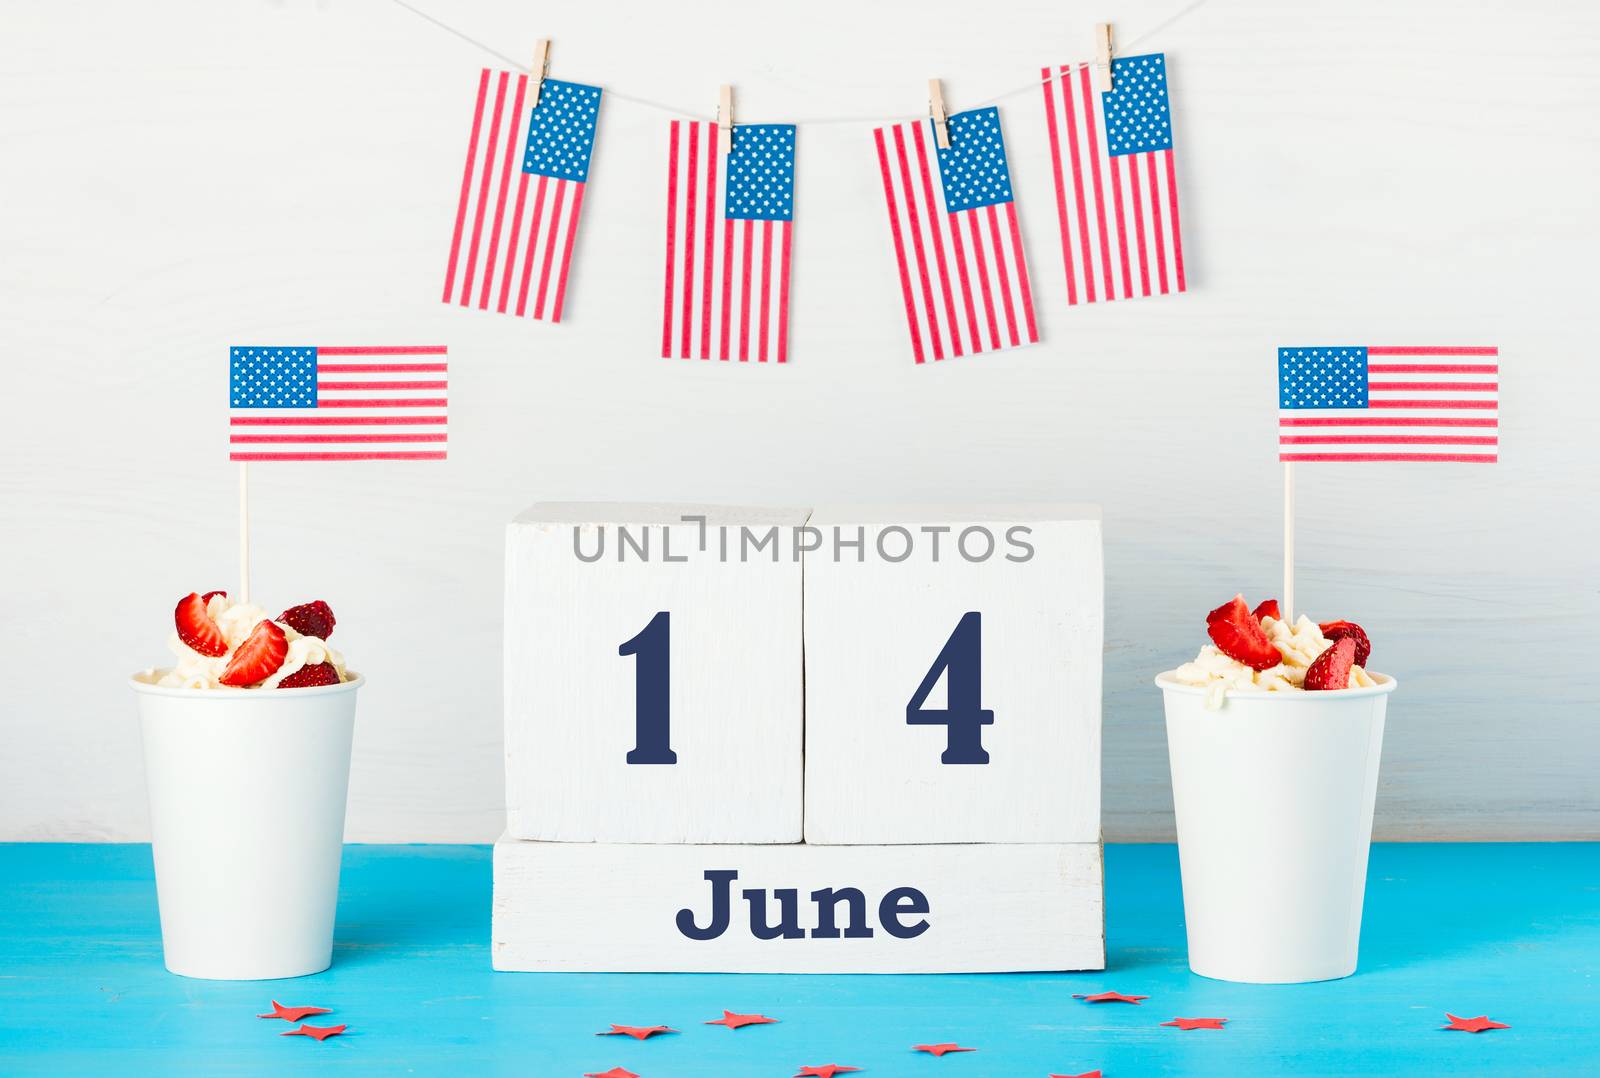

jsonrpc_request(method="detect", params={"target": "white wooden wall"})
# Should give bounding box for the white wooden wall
[2,0,1596,841]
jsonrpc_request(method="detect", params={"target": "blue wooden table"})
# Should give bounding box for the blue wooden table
[1,844,1594,1076]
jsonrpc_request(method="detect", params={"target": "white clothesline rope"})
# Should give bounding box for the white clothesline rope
[388,0,1215,124]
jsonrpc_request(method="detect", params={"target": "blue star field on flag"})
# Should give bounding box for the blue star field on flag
[1278,347,1370,409]
[230,348,317,408]
[933,107,1016,211]
[725,124,796,221]
[1101,53,1174,156]
[523,78,602,182]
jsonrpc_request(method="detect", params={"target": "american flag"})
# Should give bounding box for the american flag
[443,72,601,322]
[872,107,1038,363]
[228,347,448,462]
[1041,53,1186,305]
[661,122,795,362]
[1278,347,1499,463]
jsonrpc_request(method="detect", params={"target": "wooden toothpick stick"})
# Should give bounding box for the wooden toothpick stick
[238,462,251,604]
[1282,461,1295,623]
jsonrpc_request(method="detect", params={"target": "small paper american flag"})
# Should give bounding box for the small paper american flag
[229,346,448,462]
[1041,53,1186,305]
[872,107,1038,363]
[661,122,796,363]
[443,72,601,322]
[1278,346,1499,463]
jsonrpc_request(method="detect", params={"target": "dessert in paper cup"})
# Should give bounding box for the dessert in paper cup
[1156,595,1395,984]
[131,592,362,980]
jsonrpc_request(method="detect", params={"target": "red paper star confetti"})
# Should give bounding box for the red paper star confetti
[257,1000,333,1022]
[795,1067,862,1077]
[1049,1072,1102,1078]
[596,1024,678,1040]
[705,1010,779,1029]
[1073,991,1148,1004]
[583,1070,640,1078]
[1162,1017,1228,1030]
[913,1043,976,1056]
[280,1023,347,1041]
[1443,1013,1510,1033]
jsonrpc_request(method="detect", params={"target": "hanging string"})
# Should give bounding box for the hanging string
[387,0,1216,124]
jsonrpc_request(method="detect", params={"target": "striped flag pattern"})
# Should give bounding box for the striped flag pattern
[872,108,1038,363]
[1278,347,1499,463]
[661,122,796,362]
[229,346,448,462]
[1041,54,1185,305]
[443,71,601,322]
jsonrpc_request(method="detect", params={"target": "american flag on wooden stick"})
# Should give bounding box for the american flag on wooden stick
[443,72,601,322]
[872,107,1038,363]
[229,347,448,462]
[661,122,796,362]
[1041,53,1186,305]
[1278,347,1499,463]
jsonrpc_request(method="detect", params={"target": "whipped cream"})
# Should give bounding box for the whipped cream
[156,594,348,690]
[1171,614,1376,710]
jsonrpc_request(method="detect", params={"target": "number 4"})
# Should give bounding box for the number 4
[906,611,994,764]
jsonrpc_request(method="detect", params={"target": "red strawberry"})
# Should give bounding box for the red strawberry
[219,620,288,687]
[279,600,336,640]
[278,662,341,688]
[1252,598,1281,622]
[174,592,228,657]
[1318,620,1371,667]
[1304,636,1357,691]
[1205,594,1282,671]
[201,590,227,604]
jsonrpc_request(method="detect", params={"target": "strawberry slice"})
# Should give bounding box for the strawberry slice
[1304,636,1357,691]
[174,592,228,657]
[1318,620,1371,667]
[278,662,340,688]
[219,620,288,687]
[1205,594,1282,671]
[1252,598,1281,622]
[201,590,228,604]
[279,601,336,640]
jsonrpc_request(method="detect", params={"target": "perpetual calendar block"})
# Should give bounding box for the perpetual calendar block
[803,504,1103,845]
[504,503,806,843]
[492,835,1104,972]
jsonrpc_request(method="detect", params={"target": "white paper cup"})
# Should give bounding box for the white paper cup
[1155,671,1396,984]
[131,671,362,980]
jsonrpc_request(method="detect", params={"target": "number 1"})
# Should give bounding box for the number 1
[619,611,675,764]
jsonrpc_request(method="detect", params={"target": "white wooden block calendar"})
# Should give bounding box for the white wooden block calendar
[503,503,806,843]
[803,504,1103,845]
[495,501,1106,972]
[492,836,1104,973]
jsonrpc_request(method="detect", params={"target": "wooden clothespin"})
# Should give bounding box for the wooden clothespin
[718,85,734,155]
[1092,23,1114,92]
[529,37,551,109]
[928,78,950,149]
